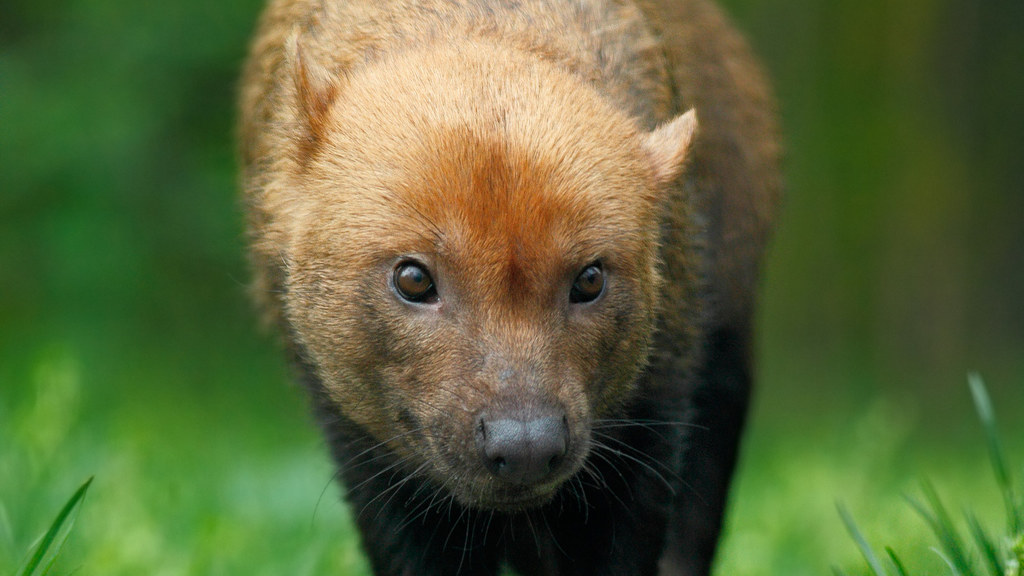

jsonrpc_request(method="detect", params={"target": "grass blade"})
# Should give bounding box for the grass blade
[838,502,888,576]
[931,547,963,576]
[964,510,1003,576]
[906,482,972,576]
[18,476,93,576]
[885,547,910,576]
[968,373,1021,534]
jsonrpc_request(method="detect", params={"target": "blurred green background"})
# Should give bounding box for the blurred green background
[1,0,1022,573]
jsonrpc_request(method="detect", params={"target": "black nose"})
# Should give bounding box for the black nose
[477,415,569,486]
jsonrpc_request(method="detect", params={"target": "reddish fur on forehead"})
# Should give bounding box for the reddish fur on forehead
[415,135,576,304]
[395,129,657,310]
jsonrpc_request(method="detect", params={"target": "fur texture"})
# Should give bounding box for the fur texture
[238,0,779,574]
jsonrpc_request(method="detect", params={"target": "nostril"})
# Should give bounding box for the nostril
[548,453,563,469]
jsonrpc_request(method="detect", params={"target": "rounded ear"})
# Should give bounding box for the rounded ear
[643,109,698,184]
[286,28,338,141]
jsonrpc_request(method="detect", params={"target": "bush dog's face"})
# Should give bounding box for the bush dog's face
[283,41,695,510]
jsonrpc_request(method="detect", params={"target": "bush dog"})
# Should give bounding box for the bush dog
[239,0,779,573]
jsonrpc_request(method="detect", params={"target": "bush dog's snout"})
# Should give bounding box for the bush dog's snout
[477,412,569,486]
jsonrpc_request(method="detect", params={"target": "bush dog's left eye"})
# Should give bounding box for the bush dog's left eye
[570,262,605,304]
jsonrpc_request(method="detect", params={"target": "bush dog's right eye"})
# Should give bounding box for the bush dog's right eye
[570,262,605,304]
[394,262,437,303]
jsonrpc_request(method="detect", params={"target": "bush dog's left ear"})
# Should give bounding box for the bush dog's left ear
[643,109,698,185]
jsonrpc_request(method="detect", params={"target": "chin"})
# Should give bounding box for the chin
[470,486,562,513]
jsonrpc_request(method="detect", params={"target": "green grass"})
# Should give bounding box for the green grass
[2,345,1021,575]
[830,375,1024,576]
[16,477,91,576]
[0,344,373,575]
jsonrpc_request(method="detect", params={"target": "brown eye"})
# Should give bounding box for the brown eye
[570,262,605,304]
[394,262,437,303]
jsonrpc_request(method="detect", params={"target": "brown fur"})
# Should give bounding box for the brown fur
[239,0,779,573]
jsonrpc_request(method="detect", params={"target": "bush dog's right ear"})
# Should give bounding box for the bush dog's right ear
[287,28,339,142]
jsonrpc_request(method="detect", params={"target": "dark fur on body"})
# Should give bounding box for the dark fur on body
[239,0,780,573]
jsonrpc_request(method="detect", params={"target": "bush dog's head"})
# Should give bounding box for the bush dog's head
[279,36,696,511]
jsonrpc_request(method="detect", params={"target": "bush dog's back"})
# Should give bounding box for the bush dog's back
[239,0,779,573]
